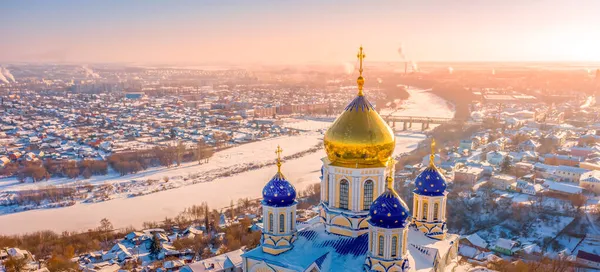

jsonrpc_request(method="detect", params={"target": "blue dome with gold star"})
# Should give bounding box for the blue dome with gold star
[262,172,296,207]
[369,177,411,228]
[414,166,447,196]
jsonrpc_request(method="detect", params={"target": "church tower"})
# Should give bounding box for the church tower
[412,139,448,240]
[319,46,396,237]
[260,146,298,255]
[364,166,411,272]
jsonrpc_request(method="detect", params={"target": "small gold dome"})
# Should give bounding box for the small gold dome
[324,95,395,167]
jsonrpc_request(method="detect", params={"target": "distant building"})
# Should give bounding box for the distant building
[580,171,600,194]
[125,92,145,100]
[554,165,589,183]
[459,139,474,152]
[490,174,516,190]
[181,249,243,272]
[454,167,484,186]
[543,154,583,167]
[492,238,519,256]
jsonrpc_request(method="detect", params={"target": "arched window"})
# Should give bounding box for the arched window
[433,203,439,221]
[269,213,273,232]
[290,212,294,230]
[422,202,428,220]
[339,179,349,210]
[391,236,398,257]
[363,180,374,210]
[378,236,384,256]
[279,214,285,232]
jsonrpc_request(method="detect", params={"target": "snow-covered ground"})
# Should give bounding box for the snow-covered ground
[0,87,454,235]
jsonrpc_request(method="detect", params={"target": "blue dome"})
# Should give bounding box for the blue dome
[262,172,296,207]
[369,190,411,228]
[414,166,447,196]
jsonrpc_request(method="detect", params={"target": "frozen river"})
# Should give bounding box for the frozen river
[0,88,454,235]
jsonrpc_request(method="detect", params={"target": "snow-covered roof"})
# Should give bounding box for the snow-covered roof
[544,180,583,194]
[463,233,488,249]
[495,238,518,250]
[182,249,244,272]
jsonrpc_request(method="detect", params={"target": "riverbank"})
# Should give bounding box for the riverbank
[0,87,455,235]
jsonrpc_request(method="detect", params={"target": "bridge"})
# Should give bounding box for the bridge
[383,115,460,131]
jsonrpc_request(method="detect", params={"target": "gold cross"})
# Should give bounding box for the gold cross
[357,46,365,77]
[356,46,366,96]
[430,139,436,166]
[275,145,283,172]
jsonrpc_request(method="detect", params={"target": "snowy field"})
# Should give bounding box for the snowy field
[0,88,454,235]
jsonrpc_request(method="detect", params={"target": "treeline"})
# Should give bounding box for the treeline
[0,141,214,182]
[108,141,214,176]
[0,159,109,183]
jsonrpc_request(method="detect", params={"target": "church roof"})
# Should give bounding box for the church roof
[242,222,459,272]
[414,166,447,196]
[369,185,411,228]
[261,172,297,207]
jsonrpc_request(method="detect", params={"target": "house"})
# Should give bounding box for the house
[518,139,539,152]
[554,165,590,182]
[486,151,507,165]
[164,259,186,270]
[103,243,132,262]
[543,154,583,167]
[579,170,600,194]
[459,139,474,152]
[454,167,484,186]
[576,250,600,270]
[461,233,488,250]
[571,146,599,158]
[543,180,583,196]
[511,180,543,195]
[514,162,534,177]
[490,174,516,190]
[180,249,244,272]
[493,238,519,256]
[180,226,204,240]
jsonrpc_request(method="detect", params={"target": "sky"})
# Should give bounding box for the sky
[1,0,600,64]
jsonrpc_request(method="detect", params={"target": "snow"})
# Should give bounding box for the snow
[0,87,454,235]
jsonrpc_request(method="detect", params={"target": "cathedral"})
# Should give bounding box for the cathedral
[241,47,459,272]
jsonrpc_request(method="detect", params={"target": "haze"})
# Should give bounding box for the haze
[2,0,600,64]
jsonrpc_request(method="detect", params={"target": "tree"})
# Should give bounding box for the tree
[47,255,78,272]
[149,234,162,259]
[204,205,210,233]
[176,140,185,166]
[569,194,587,212]
[4,256,27,272]
[98,218,113,244]
[501,156,512,174]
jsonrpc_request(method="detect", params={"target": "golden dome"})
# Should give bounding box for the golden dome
[323,46,395,168]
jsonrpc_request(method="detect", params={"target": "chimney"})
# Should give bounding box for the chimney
[404,62,408,75]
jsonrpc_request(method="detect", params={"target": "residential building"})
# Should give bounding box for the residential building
[454,167,484,186]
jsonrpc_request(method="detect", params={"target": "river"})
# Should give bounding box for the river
[0,88,454,235]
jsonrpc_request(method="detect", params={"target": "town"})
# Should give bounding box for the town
[0,62,599,271]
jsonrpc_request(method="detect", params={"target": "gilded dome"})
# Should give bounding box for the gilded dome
[324,95,395,167]
[324,46,394,168]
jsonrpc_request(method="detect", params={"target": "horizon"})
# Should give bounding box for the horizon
[2,0,600,64]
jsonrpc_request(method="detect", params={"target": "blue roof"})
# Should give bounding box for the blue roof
[242,223,369,271]
[345,95,375,112]
[368,189,411,228]
[414,166,447,196]
[262,172,296,207]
